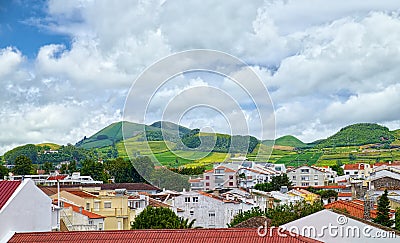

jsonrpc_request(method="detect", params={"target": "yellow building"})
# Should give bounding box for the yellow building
[51,190,132,230]
[288,189,320,204]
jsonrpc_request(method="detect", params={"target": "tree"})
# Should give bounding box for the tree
[331,161,344,176]
[395,207,400,231]
[80,158,108,182]
[0,165,8,178]
[373,190,394,227]
[254,174,292,192]
[13,155,33,175]
[105,157,144,183]
[131,207,195,229]
[43,162,54,174]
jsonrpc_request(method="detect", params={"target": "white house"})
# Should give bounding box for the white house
[0,179,53,242]
[237,164,282,189]
[343,163,372,179]
[287,165,329,186]
[171,191,253,228]
[59,201,105,231]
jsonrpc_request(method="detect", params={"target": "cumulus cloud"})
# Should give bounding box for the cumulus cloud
[2,0,400,153]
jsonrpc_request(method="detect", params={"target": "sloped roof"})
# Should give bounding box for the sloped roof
[324,200,377,219]
[8,228,322,243]
[66,190,98,198]
[99,183,160,191]
[0,180,21,210]
[62,201,104,219]
[47,175,68,181]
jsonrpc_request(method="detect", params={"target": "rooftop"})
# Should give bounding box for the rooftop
[8,228,322,243]
[0,180,21,210]
[324,200,377,219]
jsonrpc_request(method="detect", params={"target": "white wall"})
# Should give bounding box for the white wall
[0,179,52,243]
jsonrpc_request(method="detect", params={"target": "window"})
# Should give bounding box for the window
[190,209,194,216]
[88,220,93,225]
[94,202,100,211]
[86,202,90,211]
[98,223,103,230]
[345,172,350,175]
[314,182,318,185]
[215,169,224,174]
[193,197,199,202]
[104,202,112,209]
[314,175,318,180]
[185,197,190,203]
[229,175,234,179]
[301,169,309,173]
[205,182,210,186]
[301,176,309,181]
[292,176,296,180]
[229,182,234,186]
[205,176,210,180]
[301,182,310,186]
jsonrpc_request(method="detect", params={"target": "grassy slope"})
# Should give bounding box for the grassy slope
[275,135,306,148]
[36,143,61,150]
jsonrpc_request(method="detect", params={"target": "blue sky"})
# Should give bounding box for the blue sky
[0,1,71,58]
[1,0,400,154]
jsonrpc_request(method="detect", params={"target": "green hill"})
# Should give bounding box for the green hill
[275,135,306,148]
[317,123,394,148]
[150,121,191,136]
[75,121,159,149]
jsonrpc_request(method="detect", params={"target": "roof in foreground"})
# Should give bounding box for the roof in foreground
[9,228,322,243]
[0,180,21,210]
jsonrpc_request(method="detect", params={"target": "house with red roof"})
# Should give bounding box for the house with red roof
[0,179,54,242]
[57,200,105,231]
[203,165,238,190]
[343,163,372,179]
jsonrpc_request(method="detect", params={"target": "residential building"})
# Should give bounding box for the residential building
[343,163,372,179]
[7,172,103,186]
[51,189,131,230]
[0,179,53,242]
[368,169,400,190]
[8,228,322,243]
[58,200,105,231]
[171,191,253,228]
[288,188,320,204]
[203,165,237,190]
[237,165,281,189]
[287,165,329,186]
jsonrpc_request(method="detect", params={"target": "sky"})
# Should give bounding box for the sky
[1,0,400,154]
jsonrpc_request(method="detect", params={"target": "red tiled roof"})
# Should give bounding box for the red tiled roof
[9,228,323,243]
[0,180,21,210]
[338,192,352,197]
[325,200,377,219]
[148,198,171,208]
[62,201,104,219]
[66,190,98,198]
[47,175,68,180]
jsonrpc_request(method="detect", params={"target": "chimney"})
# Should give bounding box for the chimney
[364,191,373,220]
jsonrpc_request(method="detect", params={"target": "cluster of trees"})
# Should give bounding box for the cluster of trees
[169,166,206,175]
[373,189,394,228]
[331,161,344,176]
[253,174,292,192]
[178,129,259,153]
[131,207,195,229]
[228,201,324,227]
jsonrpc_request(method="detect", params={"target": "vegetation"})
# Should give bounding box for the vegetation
[80,158,109,182]
[4,144,37,165]
[131,207,195,229]
[254,174,292,192]
[228,201,324,227]
[0,165,8,178]
[105,157,144,183]
[317,123,394,148]
[275,135,306,148]
[395,207,400,231]
[373,189,394,227]
[12,155,33,175]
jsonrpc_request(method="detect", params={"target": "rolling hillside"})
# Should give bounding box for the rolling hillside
[275,135,306,148]
[316,123,395,148]
[75,121,159,149]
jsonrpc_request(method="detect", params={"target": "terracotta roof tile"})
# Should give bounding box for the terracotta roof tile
[0,180,21,210]
[47,175,68,180]
[338,192,352,197]
[62,201,104,219]
[9,228,323,243]
[66,190,98,198]
[324,200,377,219]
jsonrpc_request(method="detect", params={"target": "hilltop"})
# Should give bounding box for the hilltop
[316,123,395,148]
[274,135,306,148]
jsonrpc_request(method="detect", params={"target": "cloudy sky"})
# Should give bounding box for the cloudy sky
[1,0,400,154]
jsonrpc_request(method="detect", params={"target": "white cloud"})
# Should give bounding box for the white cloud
[2,1,400,153]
